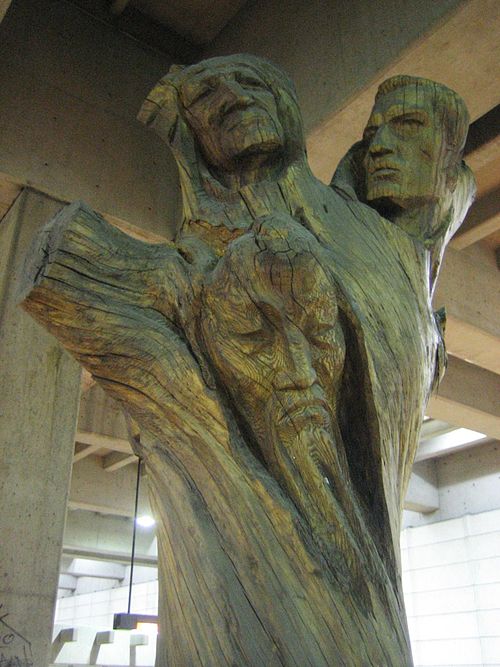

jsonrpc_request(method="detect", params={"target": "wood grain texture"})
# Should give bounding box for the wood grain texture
[21,56,474,666]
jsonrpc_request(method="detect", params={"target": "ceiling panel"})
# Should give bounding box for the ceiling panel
[131,0,248,44]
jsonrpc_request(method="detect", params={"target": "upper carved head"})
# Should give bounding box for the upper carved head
[363,75,471,211]
[331,75,475,285]
[176,59,285,172]
[139,55,305,189]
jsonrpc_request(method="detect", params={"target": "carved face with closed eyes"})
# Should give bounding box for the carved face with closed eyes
[200,216,346,468]
[178,62,285,172]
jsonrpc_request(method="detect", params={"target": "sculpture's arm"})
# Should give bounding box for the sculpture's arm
[19,201,230,455]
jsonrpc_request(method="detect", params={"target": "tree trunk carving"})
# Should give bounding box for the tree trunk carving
[20,56,475,666]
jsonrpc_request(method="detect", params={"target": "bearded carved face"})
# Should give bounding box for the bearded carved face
[178,64,286,172]
[200,217,345,473]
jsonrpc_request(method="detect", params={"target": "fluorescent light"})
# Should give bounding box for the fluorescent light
[136,515,155,528]
[448,427,487,446]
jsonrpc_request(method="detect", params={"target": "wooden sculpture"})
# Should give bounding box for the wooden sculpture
[20,56,475,666]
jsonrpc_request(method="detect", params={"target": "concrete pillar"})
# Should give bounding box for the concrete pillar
[0,189,81,665]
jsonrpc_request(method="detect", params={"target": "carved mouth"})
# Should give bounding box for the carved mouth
[368,162,400,177]
[221,104,269,130]
[278,396,330,425]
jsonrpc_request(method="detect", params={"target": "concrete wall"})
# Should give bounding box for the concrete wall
[404,440,500,529]
[0,4,186,662]
[402,441,500,664]
[65,508,156,554]
[54,580,158,664]
[401,508,500,667]
[0,190,82,666]
[0,0,179,236]
[208,0,465,132]
[437,441,500,520]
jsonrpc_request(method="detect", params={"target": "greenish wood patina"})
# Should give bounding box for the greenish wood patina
[20,56,475,666]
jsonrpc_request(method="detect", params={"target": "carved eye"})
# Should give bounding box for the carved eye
[392,115,425,131]
[232,328,272,354]
[184,83,214,107]
[309,324,335,350]
[231,312,267,339]
[236,74,266,90]
[235,327,264,339]
[363,126,378,143]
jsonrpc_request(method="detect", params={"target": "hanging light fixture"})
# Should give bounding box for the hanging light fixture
[113,457,158,631]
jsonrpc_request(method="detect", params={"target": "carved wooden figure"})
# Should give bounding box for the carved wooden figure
[20,57,474,666]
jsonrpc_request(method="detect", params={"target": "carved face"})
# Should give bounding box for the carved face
[179,64,285,171]
[363,84,449,209]
[201,223,345,453]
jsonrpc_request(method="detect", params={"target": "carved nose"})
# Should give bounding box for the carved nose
[368,125,395,157]
[219,79,252,106]
[273,330,317,391]
[369,144,393,158]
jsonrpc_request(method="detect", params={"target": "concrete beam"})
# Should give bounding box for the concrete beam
[419,419,457,442]
[404,461,439,514]
[452,185,500,249]
[50,627,78,663]
[433,245,500,376]
[68,455,150,518]
[78,384,130,441]
[464,104,500,172]
[0,1,12,23]
[75,431,132,455]
[90,631,116,665]
[427,356,500,440]
[416,430,490,462]
[103,451,137,472]
[435,440,500,520]
[73,443,101,462]
[63,558,126,581]
[470,154,500,201]
[62,505,157,575]
[58,575,78,591]
[62,547,157,568]
[0,174,21,220]
[304,0,500,182]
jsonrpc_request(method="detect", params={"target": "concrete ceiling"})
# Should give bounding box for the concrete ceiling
[128,0,249,44]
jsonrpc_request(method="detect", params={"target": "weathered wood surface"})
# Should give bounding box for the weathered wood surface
[20,56,474,666]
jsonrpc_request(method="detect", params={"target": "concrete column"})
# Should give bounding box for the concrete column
[0,189,81,666]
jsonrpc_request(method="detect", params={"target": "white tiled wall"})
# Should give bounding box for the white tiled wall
[402,508,500,667]
[55,508,500,666]
[55,578,159,630]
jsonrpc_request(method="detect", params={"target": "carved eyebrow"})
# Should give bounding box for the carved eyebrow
[235,71,266,86]
[180,74,219,106]
[363,113,382,139]
[386,106,429,122]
